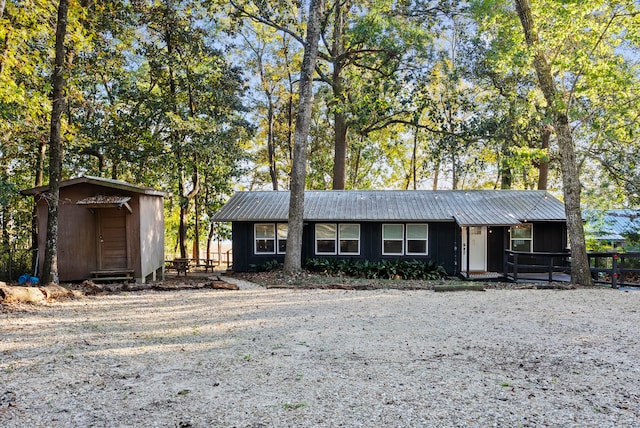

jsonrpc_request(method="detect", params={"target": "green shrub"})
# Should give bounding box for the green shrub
[249,259,282,272]
[304,258,446,280]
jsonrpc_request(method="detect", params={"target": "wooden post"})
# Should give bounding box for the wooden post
[548,255,553,282]
[503,250,508,279]
[513,253,518,282]
[612,254,618,289]
[465,227,470,279]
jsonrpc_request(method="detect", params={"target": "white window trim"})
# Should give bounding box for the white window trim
[276,223,288,255]
[254,223,276,255]
[382,223,430,256]
[338,224,361,255]
[510,223,533,252]
[315,223,338,255]
[406,223,429,255]
[382,224,405,255]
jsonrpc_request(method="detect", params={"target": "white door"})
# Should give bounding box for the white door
[462,226,487,272]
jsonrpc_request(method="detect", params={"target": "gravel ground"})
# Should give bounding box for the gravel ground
[2,278,640,427]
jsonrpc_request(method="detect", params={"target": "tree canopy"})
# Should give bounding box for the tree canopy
[1,0,638,280]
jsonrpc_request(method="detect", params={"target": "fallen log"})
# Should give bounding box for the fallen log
[39,284,73,300]
[0,285,46,303]
[205,281,239,290]
[433,284,486,292]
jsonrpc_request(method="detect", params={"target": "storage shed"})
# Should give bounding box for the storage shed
[22,176,166,283]
[211,190,568,276]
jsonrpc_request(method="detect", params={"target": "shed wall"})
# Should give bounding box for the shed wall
[138,195,165,282]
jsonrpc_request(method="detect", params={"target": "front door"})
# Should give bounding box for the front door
[462,226,487,272]
[97,209,128,270]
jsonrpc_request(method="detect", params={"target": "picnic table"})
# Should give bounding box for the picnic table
[166,258,190,276]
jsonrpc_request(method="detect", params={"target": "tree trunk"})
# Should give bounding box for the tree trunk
[333,109,348,190]
[432,157,440,190]
[283,0,324,273]
[515,0,592,286]
[331,3,348,190]
[31,137,47,272]
[537,125,551,190]
[266,93,278,190]
[193,194,200,260]
[41,0,69,285]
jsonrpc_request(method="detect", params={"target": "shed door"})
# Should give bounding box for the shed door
[97,209,128,270]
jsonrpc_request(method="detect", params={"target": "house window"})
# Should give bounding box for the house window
[277,223,288,254]
[383,224,404,255]
[255,223,287,254]
[316,224,337,254]
[383,224,429,255]
[339,224,360,255]
[255,223,275,254]
[406,224,428,255]
[315,223,361,255]
[511,223,533,252]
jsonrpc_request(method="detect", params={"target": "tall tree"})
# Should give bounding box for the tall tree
[284,0,324,273]
[230,0,436,189]
[41,0,70,284]
[513,0,591,285]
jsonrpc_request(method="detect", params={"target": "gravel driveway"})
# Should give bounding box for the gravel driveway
[2,284,640,427]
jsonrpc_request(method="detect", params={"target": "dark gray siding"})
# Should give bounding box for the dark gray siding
[231,220,458,274]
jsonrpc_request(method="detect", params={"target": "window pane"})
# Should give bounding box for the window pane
[340,240,359,254]
[278,239,287,253]
[339,224,359,239]
[511,224,532,239]
[384,240,403,254]
[407,240,427,254]
[406,224,427,239]
[512,239,531,252]
[255,224,275,239]
[277,223,288,238]
[317,240,336,253]
[256,239,275,253]
[383,224,403,239]
[316,224,336,239]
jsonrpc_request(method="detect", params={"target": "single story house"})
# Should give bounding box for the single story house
[584,209,640,250]
[211,190,568,276]
[22,175,166,283]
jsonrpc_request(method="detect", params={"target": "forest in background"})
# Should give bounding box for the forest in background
[1,0,639,277]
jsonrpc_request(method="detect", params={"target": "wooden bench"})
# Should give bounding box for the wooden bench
[201,259,216,272]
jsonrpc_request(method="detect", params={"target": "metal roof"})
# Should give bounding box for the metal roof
[584,209,640,241]
[21,175,166,197]
[211,190,566,226]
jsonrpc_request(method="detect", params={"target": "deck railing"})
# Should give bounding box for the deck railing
[588,252,640,288]
[504,250,571,283]
[505,250,640,288]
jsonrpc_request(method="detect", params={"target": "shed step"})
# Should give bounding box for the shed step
[90,276,133,283]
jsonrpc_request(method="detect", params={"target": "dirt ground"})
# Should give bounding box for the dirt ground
[2,274,640,427]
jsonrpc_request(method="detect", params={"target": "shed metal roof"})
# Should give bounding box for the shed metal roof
[21,175,166,197]
[211,190,566,226]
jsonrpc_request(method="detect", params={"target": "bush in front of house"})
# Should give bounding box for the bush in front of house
[249,259,282,272]
[305,258,446,280]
